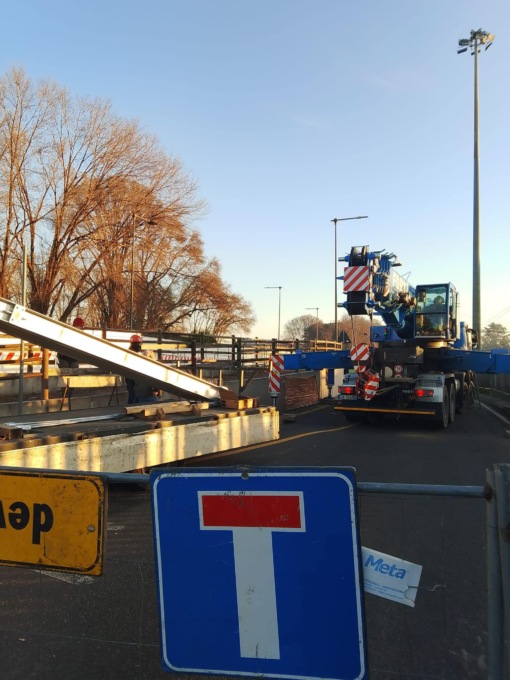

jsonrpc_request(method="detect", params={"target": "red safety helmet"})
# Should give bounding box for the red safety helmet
[129,334,142,343]
[72,317,85,328]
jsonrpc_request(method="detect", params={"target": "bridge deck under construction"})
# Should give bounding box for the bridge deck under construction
[0,399,279,473]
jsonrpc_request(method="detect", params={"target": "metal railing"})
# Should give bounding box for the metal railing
[0,462,507,678]
[0,331,346,402]
[91,464,510,677]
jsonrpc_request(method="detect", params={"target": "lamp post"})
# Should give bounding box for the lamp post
[264,286,282,341]
[129,213,156,330]
[306,307,319,343]
[458,29,494,343]
[331,216,368,343]
[129,214,137,330]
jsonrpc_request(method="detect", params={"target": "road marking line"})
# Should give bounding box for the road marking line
[186,423,358,462]
[39,570,95,585]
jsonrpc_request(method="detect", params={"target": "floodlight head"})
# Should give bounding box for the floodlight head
[458,30,494,53]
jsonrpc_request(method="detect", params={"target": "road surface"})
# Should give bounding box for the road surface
[0,402,508,679]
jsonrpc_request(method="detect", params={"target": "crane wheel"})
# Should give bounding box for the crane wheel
[448,382,456,423]
[435,386,450,428]
[456,376,474,415]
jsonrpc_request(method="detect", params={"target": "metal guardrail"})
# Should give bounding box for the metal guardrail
[0,332,346,404]
[78,465,510,677]
[477,372,510,395]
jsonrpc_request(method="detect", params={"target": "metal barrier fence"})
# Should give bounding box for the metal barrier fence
[0,332,343,406]
[478,373,510,394]
[0,330,342,370]
[0,464,508,679]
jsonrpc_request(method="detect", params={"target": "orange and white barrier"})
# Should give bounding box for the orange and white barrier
[0,350,57,362]
[350,343,370,364]
[350,343,370,373]
[343,265,370,292]
[357,369,380,401]
[268,354,284,395]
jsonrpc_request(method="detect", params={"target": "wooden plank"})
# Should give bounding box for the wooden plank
[0,425,24,440]
[123,400,209,418]
[221,397,260,410]
[65,375,119,388]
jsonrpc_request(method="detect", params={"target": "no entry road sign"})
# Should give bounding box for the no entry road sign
[151,467,367,680]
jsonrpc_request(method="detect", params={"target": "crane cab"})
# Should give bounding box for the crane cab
[414,284,458,343]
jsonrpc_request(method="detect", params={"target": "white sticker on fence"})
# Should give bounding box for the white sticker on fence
[361,547,423,608]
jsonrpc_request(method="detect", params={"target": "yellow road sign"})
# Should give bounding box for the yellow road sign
[0,470,106,576]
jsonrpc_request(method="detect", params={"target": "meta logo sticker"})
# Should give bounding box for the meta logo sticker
[362,546,423,607]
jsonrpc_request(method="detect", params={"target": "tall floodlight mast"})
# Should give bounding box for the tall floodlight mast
[457,29,494,345]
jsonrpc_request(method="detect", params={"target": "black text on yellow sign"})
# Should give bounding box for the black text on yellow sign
[0,470,106,576]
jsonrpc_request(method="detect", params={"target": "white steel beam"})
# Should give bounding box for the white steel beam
[0,298,236,402]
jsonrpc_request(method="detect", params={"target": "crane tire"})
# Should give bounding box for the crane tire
[435,386,449,428]
[448,382,456,423]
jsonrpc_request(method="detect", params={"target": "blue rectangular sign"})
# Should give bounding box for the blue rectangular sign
[151,467,367,679]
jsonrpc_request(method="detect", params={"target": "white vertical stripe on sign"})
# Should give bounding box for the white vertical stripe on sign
[232,528,280,659]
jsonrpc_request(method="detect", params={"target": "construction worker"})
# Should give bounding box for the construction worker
[57,317,85,369]
[126,334,160,405]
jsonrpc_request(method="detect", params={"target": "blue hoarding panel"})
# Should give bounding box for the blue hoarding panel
[151,467,367,680]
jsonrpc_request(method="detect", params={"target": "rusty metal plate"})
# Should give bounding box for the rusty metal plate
[0,470,106,575]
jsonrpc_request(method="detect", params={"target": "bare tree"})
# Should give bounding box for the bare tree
[283,314,318,341]
[0,68,52,298]
[0,67,255,336]
[319,313,379,343]
[183,260,256,336]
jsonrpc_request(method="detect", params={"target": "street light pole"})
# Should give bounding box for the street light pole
[331,216,368,343]
[129,213,157,330]
[306,307,319,342]
[265,286,282,341]
[129,214,136,330]
[458,29,494,343]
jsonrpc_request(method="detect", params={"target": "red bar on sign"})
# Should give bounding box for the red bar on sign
[201,494,301,528]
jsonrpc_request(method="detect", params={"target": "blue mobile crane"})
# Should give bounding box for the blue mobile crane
[284,246,510,427]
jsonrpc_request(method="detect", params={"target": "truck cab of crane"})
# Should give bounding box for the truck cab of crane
[415,284,458,342]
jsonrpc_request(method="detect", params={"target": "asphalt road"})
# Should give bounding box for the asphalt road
[0,402,508,680]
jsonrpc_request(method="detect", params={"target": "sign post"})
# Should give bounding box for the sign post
[152,467,367,679]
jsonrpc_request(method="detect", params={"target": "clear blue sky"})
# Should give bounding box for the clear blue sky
[1,1,509,339]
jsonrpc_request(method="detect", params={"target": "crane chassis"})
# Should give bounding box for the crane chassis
[284,246,510,428]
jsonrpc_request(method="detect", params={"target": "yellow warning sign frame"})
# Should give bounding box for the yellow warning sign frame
[0,469,106,576]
